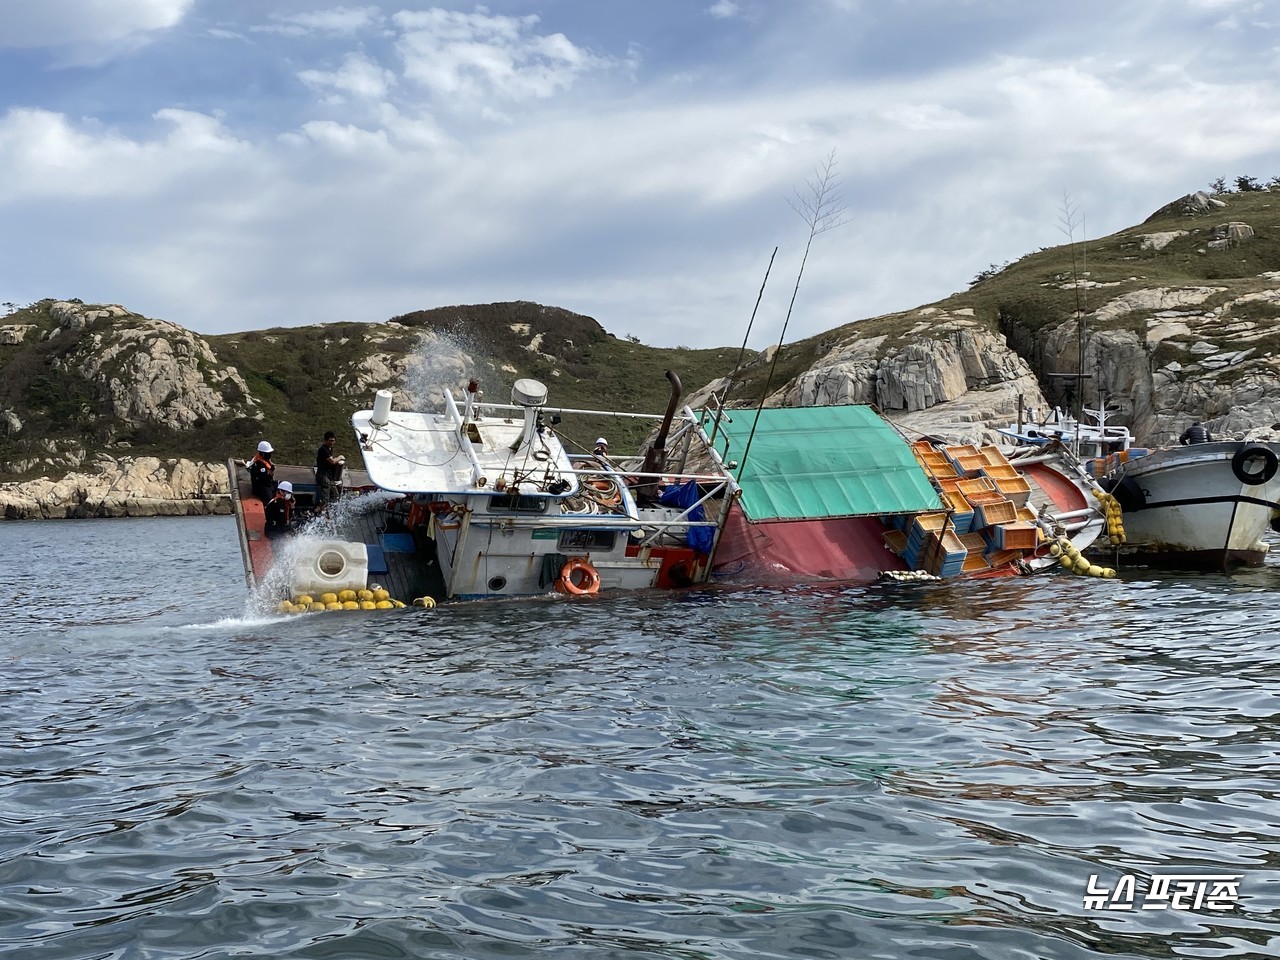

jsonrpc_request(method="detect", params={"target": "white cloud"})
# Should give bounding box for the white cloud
[299,52,396,102]
[0,0,194,47]
[3,3,1280,349]
[292,119,392,153]
[0,107,249,201]
[254,5,385,38]
[0,0,194,63]
[393,8,608,106]
[708,1,741,19]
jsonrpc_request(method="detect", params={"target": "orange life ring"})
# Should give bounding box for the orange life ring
[557,557,601,595]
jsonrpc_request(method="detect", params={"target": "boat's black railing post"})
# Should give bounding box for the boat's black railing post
[738,151,849,481]
[708,247,776,450]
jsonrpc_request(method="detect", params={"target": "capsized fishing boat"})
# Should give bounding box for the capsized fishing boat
[999,404,1280,569]
[229,372,743,607]
[705,405,1107,584]
[229,376,1113,608]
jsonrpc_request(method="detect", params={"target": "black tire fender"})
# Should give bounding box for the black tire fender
[1231,444,1279,486]
[1106,475,1147,511]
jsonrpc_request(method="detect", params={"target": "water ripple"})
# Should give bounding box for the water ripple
[2,519,1280,958]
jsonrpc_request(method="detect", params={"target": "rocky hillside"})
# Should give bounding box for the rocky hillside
[4,186,1280,518]
[712,188,1280,445]
[0,299,740,515]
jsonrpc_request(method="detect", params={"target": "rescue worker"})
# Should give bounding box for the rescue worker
[249,440,276,501]
[264,480,295,539]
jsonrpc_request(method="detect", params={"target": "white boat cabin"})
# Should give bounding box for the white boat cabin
[350,378,731,600]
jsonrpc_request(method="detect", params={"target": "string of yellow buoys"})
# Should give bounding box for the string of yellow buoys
[1093,488,1127,546]
[277,586,409,614]
[1048,536,1116,578]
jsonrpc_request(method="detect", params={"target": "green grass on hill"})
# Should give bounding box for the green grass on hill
[5,189,1279,480]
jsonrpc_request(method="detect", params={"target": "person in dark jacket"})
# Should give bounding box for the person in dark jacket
[264,481,295,539]
[315,431,345,506]
[249,440,276,501]
[1179,421,1212,445]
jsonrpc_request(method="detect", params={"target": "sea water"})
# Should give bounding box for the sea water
[2,515,1279,959]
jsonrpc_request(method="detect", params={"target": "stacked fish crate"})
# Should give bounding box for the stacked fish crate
[905,513,967,577]
[945,446,1041,562]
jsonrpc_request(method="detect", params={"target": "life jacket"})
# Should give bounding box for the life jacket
[251,452,274,474]
[265,493,292,531]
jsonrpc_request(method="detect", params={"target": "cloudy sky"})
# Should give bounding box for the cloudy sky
[2,1,1278,348]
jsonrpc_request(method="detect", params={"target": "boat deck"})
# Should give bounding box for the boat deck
[228,459,446,604]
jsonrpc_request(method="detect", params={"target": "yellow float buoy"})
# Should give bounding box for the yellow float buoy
[325,601,342,611]
[295,595,313,606]
[338,589,357,602]
[342,600,359,610]
[375,600,393,609]
[372,588,390,602]
[308,601,326,612]
[360,600,376,610]
[412,596,437,609]
[320,592,338,604]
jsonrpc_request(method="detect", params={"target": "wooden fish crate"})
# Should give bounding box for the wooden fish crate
[965,489,1005,509]
[944,444,980,461]
[974,497,1018,528]
[994,475,1032,508]
[905,513,951,567]
[956,476,997,500]
[918,453,958,479]
[979,445,1011,468]
[990,520,1039,551]
[936,491,973,535]
[908,512,951,540]
[922,530,967,577]
[980,463,1021,483]
[951,453,988,478]
[883,529,909,556]
[986,548,1026,568]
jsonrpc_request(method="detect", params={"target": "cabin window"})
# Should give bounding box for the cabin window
[559,529,616,552]
[488,493,548,513]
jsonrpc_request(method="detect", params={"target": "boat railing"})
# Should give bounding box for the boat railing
[442,388,486,486]
[474,401,699,423]
[634,476,731,547]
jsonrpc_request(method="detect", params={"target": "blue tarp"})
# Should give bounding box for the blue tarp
[658,480,714,554]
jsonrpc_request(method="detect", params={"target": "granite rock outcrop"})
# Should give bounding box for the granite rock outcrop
[46,301,258,431]
[0,456,230,520]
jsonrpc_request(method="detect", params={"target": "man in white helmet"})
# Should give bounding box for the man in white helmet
[264,480,295,539]
[593,437,611,464]
[249,440,276,501]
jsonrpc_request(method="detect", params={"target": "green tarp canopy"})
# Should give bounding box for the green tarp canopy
[712,405,943,521]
